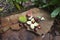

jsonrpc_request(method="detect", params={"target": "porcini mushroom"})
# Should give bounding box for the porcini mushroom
[41,17,45,21]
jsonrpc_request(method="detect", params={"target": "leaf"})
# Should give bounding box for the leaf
[6,0,14,8]
[14,2,21,10]
[40,4,49,8]
[49,0,60,5]
[40,0,60,8]
[19,16,27,23]
[0,7,4,12]
[51,7,60,18]
[22,0,28,2]
[42,0,47,3]
[13,0,15,1]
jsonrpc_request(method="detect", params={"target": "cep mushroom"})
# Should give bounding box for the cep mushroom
[26,17,41,31]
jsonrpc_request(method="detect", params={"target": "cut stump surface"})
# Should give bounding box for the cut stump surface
[1,8,54,40]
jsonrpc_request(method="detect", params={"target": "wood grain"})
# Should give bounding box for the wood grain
[1,8,54,40]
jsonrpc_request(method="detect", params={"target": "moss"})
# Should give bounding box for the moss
[19,15,27,23]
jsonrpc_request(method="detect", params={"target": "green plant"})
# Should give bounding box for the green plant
[6,0,28,10]
[17,0,60,18]
[39,0,60,18]
[32,0,60,18]
[0,7,4,12]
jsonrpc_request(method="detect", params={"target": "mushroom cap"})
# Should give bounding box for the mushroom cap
[34,22,39,26]
[28,16,33,20]
[41,17,45,21]
[27,21,31,25]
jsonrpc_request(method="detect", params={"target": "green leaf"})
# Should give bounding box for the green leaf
[22,0,28,2]
[15,0,28,3]
[40,0,60,8]
[40,4,49,8]
[13,0,15,1]
[14,2,21,10]
[49,0,60,5]
[51,7,60,18]
[6,0,14,8]
[0,7,4,12]
[15,0,21,3]
[19,16,27,23]
[42,0,47,3]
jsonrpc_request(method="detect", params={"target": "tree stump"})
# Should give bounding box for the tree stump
[0,8,54,40]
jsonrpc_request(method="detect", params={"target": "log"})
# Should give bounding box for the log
[1,8,54,40]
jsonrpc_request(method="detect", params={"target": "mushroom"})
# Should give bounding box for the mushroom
[30,24,35,29]
[34,22,39,26]
[31,18,35,23]
[30,22,41,30]
[41,17,45,21]
[27,21,31,25]
[34,22,41,29]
